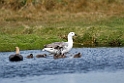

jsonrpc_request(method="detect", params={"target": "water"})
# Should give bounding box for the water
[0,47,124,83]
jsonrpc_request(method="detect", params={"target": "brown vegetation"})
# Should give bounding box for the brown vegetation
[0,0,124,25]
[0,0,124,51]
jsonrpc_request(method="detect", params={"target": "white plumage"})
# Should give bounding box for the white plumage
[42,32,76,54]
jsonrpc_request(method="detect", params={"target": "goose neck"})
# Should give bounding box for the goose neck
[16,47,20,54]
[68,36,73,43]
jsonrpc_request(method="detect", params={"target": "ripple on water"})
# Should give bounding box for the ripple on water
[0,47,124,78]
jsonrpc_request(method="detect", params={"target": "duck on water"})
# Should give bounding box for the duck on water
[27,54,33,59]
[9,47,23,62]
[36,54,47,58]
[73,52,82,58]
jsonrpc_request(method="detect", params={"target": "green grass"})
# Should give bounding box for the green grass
[0,34,64,51]
[0,0,124,52]
[0,15,124,51]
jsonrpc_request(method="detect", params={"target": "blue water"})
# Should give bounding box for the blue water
[0,47,124,83]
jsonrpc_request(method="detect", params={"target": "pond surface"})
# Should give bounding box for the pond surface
[0,47,124,83]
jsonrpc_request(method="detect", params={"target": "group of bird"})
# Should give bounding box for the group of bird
[9,32,82,62]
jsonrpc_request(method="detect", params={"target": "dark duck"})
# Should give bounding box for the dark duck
[9,47,23,62]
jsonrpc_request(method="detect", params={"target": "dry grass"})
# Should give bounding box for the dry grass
[0,0,124,51]
[0,0,124,24]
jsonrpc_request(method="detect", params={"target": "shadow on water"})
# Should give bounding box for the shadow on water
[0,47,124,78]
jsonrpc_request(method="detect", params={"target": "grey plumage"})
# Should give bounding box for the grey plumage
[44,42,68,49]
[42,32,75,55]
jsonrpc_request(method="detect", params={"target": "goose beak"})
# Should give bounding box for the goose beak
[74,34,77,40]
[75,34,77,36]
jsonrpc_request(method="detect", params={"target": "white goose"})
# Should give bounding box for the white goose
[42,32,76,55]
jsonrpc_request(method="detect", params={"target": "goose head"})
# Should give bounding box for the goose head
[15,47,20,54]
[68,32,75,37]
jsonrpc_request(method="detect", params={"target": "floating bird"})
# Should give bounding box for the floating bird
[42,32,76,55]
[73,53,82,58]
[9,47,23,62]
[36,54,47,58]
[54,54,66,59]
[27,54,33,58]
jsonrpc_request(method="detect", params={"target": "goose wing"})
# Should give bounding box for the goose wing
[44,42,68,49]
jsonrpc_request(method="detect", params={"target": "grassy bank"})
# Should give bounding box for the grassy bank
[0,0,124,51]
[0,16,124,52]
